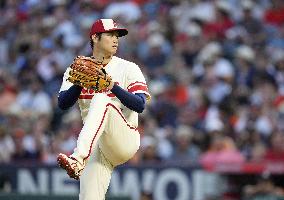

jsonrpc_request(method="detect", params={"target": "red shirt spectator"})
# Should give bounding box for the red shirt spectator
[264,132,284,161]
[264,0,284,26]
[203,8,234,39]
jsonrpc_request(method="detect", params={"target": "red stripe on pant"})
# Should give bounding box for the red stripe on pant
[82,103,138,163]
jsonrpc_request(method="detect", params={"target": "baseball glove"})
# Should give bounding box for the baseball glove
[67,56,112,92]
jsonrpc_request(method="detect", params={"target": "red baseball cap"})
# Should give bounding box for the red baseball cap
[89,19,128,37]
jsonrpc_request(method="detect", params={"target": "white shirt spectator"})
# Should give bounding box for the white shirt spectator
[15,89,52,115]
[205,106,224,132]
[0,133,15,163]
[103,1,141,23]
[214,58,235,79]
[36,53,57,82]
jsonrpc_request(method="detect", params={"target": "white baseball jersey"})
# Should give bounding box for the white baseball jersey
[59,56,150,127]
[60,56,150,200]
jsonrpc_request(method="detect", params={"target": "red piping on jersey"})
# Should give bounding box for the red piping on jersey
[79,93,114,99]
[127,85,148,93]
[127,81,147,90]
[79,94,93,99]
[83,103,138,163]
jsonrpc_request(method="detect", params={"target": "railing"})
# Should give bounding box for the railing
[1,162,284,200]
[0,194,130,200]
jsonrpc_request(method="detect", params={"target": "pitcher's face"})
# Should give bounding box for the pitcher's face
[96,31,119,55]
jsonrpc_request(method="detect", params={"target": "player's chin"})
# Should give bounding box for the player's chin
[110,47,118,54]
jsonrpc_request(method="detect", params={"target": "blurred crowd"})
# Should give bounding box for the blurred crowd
[0,0,284,167]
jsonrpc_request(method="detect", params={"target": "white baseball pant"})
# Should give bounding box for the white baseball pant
[71,93,140,200]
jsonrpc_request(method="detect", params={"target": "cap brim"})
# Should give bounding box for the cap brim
[105,28,128,37]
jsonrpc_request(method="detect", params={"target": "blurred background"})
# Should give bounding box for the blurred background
[1,0,284,199]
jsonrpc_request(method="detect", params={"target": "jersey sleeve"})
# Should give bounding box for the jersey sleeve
[59,67,74,93]
[126,64,151,101]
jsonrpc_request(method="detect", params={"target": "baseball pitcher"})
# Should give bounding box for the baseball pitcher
[57,19,150,200]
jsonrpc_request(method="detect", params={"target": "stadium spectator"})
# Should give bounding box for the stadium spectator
[0,126,15,163]
[264,131,284,162]
[242,173,284,200]
[0,0,283,170]
[169,125,201,165]
[200,136,245,166]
